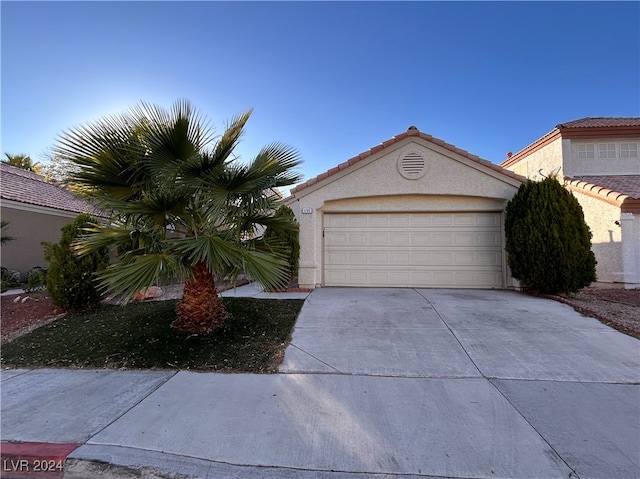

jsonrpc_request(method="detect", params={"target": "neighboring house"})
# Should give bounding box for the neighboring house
[0,163,104,278]
[285,127,525,290]
[500,117,640,288]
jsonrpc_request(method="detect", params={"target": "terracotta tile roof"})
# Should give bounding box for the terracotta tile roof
[565,175,640,213]
[290,127,525,195]
[572,175,640,198]
[557,118,640,129]
[0,163,104,216]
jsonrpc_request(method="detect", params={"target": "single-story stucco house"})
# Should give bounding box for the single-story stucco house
[500,118,640,289]
[285,127,526,290]
[0,162,103,278]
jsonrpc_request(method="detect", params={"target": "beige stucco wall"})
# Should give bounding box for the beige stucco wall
[508,137,564,180]
[570,190,624,284]
[1,204,77,279]
[288,138,522,288]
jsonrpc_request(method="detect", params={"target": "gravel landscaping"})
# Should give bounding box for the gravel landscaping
[545,288,640,339]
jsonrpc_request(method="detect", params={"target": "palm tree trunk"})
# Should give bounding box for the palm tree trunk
[172,262,228,333]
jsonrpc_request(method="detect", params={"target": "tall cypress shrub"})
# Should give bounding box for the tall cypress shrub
[505,176,596,294]
[43,213,109,310]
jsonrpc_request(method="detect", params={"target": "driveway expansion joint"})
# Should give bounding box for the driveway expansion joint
[83,370,179,444]
[286,344,342,373]
[485,379,583,479]
[413,289,485,378]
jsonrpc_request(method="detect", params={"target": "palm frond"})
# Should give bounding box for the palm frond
[97,253,180,302]
[132,100,216,178]
[240,249,290,291]
[171,234,244,271]
[211,110,252,166]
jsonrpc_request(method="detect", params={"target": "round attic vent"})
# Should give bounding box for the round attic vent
[398,151,427,179]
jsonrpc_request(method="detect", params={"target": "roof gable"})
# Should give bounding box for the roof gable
[290,127,524,195]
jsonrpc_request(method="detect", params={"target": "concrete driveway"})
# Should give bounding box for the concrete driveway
[2,287,639,478]
[281,288,639,382]
[278,288,640,478]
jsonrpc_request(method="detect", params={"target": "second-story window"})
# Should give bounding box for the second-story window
[577,144,595,160]
[598,143,617,159]
[620,143,638,158]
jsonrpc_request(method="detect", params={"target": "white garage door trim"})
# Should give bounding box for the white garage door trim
[323,212,504,288]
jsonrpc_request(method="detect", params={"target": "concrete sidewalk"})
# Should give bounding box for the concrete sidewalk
[219,282,311,300]
[1,288,639,478]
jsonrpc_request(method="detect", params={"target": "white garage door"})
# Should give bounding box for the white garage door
[324,212,503,288]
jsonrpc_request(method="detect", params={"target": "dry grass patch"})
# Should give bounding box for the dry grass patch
[1,298,304,373]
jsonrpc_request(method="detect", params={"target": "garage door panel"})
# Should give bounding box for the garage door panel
[348,233,368,246]
[369,215,389,227]
[410,233,431,245]
[370,234,388,246]
[433,215,454,226]
[432,252,454,265]
[410,215,432,226]
[326,252,347,264]
[389,234,411,246]
[478,232,501,246]
[325,232,347,246]
[432,233,453,245]
[454,214,475,226]
[477,213,501,226]
[389,215,411,227]
[324,213,503,288]
[389,252,410,264]
[454,233,474,246]
[369,253,388,264]
[478,252,501,265]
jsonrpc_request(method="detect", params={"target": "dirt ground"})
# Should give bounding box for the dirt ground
[1,291,60,344]
[1,286,639,345]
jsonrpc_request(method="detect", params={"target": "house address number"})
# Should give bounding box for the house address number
[302,208,313,214]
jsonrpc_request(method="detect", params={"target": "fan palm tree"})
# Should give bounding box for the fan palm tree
[2,153,40,173]
[55,100,302,333]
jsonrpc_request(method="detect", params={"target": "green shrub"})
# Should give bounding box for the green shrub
[43,213,109,310]
[505,176,596,294]
[0,267,20,292]
[25,266,48,293]
[263,205,300,287]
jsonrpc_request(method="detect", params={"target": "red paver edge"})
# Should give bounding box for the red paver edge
[1,442,79,478]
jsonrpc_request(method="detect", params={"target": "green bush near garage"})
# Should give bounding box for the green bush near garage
[505,176,597,294]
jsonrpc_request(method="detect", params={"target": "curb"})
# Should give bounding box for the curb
[0,442,78,479]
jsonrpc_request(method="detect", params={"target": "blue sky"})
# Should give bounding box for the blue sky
[2,1,639,187]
